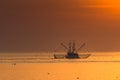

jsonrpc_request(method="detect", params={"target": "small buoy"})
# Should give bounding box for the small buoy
[77,77,79,79]
[47,73,50,75]
[12,63,16,65]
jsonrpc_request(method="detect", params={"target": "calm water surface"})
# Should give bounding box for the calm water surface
[0,52,120,80]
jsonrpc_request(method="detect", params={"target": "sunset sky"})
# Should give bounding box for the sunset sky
[1,0,120,52]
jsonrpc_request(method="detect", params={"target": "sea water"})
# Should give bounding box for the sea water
[0,52,120,80]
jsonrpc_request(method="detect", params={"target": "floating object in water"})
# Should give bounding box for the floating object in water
[47,72,50,75]
[12,63,16,65]
[76,77,79,79]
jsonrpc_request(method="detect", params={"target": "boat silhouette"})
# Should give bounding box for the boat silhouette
[54,41,91,59]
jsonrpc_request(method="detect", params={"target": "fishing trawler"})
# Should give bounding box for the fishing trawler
[54,41,91,59]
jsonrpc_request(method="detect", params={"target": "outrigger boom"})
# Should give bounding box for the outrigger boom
[54,41,91,59]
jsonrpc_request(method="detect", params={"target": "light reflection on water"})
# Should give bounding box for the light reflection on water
[1,52,120,80]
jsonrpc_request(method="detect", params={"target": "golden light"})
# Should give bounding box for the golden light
[101,0,120,5]
[99,0,120,14]
[78,0,120,15]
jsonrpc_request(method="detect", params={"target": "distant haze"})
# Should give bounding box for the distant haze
[1,0,120,52]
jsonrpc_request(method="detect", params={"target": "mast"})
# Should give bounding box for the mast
[68,41,72,53]
[72,41,76,53]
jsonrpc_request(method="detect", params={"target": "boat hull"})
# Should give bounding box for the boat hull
[54,54,91,59]
[78,54,91,59]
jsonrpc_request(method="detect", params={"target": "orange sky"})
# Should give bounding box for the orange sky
[0,0,120,52]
